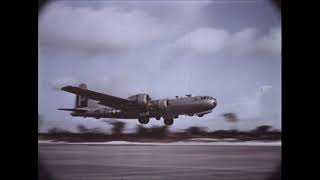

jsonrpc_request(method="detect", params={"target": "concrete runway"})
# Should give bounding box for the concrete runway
[39,144,281,180]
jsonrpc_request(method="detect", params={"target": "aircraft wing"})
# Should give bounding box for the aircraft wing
[58,108,88,113]
[61,86,133,110]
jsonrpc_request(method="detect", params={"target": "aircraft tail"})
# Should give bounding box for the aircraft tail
[74,83,88,108]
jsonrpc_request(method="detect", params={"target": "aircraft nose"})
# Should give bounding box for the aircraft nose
[209,98,217,109]
[212,98,217,108]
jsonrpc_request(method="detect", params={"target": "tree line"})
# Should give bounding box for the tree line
[39,120,281,142]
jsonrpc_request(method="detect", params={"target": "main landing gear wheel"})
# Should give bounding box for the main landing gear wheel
[164,119,174,125]
[138,117,150,124]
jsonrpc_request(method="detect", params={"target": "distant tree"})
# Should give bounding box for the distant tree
[185,126,207,135]
[136,125,148,136]
[110,121,125,135]
[221,112,240,130]
[149,125,169,137]
[48,127,70,134]
[254,125,272,133]
[90,127,103,134]
[77,124,103,134]
[222,112,239,123]
[77,124,90,133]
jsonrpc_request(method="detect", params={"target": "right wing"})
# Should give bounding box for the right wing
[61,86,134,110]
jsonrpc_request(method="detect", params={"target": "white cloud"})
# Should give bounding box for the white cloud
[131,1,211,28]
[256,27,281,54]
[173,27,231,54]
[39,3,169,54]
[39,2,281,57]
[172,26,281,56]
[228,28,258,56]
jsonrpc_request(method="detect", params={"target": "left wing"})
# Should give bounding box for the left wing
[61,86,134,110]
[58,108,88,113]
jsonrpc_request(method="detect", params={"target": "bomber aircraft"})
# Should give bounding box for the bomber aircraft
[59,84,217,125]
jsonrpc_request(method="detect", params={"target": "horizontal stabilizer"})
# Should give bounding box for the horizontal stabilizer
[58,108,88,113]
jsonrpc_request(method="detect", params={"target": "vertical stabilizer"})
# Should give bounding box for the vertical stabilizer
[74,83,88,108]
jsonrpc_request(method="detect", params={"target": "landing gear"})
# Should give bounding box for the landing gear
[138,117,150,124]
[164,118,174,125]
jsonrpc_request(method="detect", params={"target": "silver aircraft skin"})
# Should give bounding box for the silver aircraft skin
[59,84,217,125]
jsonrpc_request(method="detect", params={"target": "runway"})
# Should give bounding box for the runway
[39,144,281,180]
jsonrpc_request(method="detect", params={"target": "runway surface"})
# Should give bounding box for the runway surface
[39,144,281,180]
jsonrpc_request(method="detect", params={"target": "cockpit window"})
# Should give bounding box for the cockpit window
[201,96,214,100]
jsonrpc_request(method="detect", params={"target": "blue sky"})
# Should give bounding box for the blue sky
[38,0,281,132]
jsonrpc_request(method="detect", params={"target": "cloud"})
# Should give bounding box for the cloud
[61,1,211,28]
[228,28,258,56]
[172,26,281,56]
[173,27,231,54]
[256,27,281,54]
[128,1,211,28]
[39,3,169,54]
[39,2,280,58]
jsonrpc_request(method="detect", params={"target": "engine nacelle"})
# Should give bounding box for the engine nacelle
[128,94,151,107]
[157,99,168,111]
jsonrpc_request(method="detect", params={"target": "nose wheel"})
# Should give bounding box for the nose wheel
[164,118,174,125]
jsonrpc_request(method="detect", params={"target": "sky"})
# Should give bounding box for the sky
[38,0,281,133]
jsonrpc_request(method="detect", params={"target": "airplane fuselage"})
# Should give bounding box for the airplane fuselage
[59,84,217,125]
[71,96,216,120]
